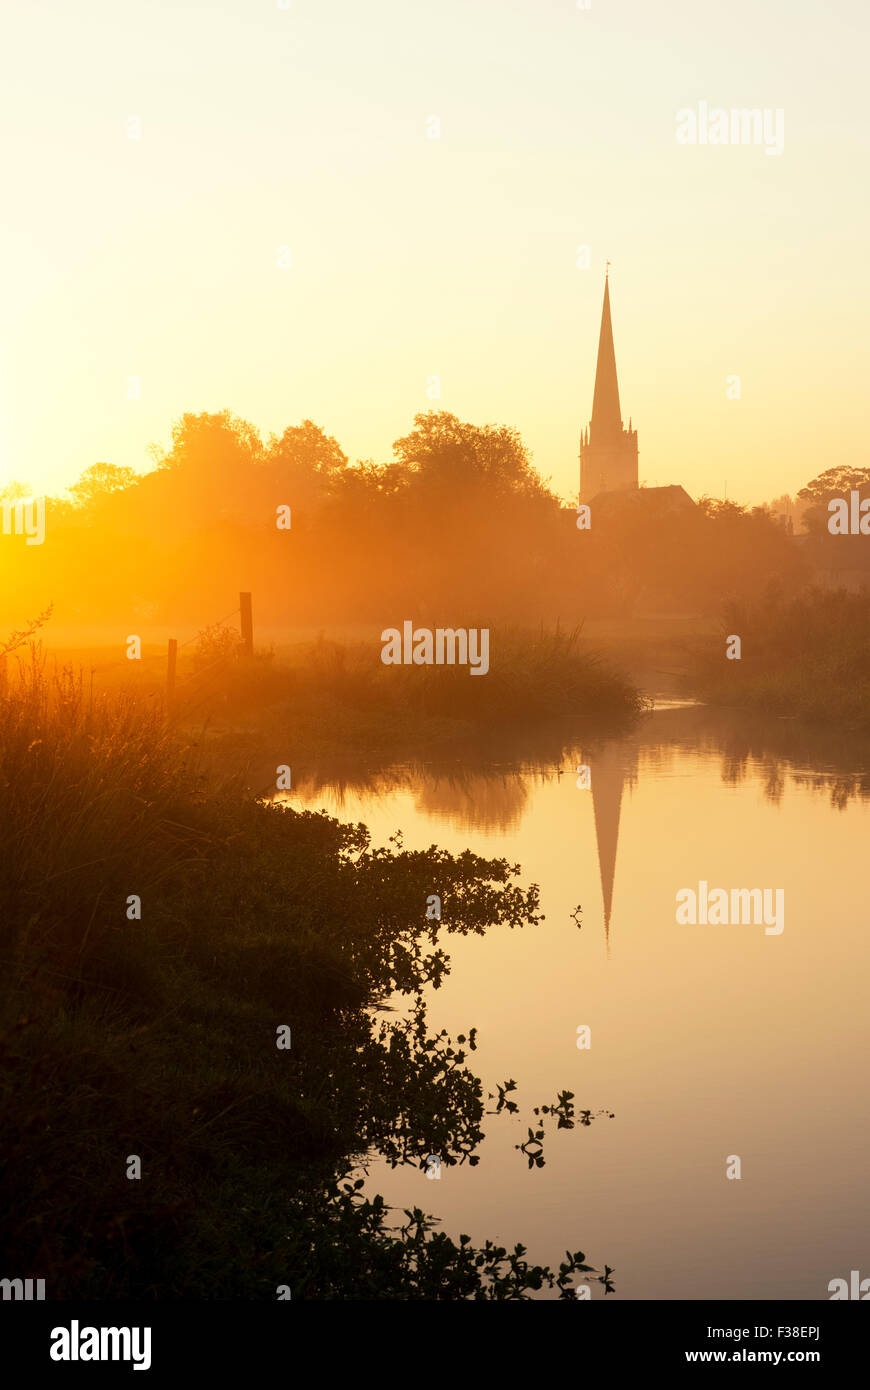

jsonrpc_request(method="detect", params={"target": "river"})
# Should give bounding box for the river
[279,699,870,1299]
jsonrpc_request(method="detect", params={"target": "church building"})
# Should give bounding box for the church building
[579,271,695,517]
[579,270,638,504]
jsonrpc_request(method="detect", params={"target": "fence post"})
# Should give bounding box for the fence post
[167,638,177,713]
[239,592,253,657]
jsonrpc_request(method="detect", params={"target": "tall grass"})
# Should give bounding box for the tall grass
[693,588,870,726]
[187,623,644,726]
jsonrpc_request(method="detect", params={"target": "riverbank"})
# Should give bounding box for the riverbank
[0,659,612,1298]
[685,589,870,730]
[23,623,645,777]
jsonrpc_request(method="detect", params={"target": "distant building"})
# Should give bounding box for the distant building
[579,273,696,515]
[579,272,639,503]
[588,483,696,518]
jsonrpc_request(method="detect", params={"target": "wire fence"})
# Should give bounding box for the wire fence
[178,607,241,650]
[80,607,242,677]
[1,603,245,716]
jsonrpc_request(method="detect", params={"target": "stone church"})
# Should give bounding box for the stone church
[579,272,694,515]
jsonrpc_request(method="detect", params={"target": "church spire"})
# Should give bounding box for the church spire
[579,268,638,503]
[590,272,623,443]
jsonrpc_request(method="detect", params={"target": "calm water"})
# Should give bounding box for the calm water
[282,702,870,1299]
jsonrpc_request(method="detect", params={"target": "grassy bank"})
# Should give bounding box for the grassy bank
[0,656,612,1298]
[44,623,643,729]
[689,588,870,729]
[182,623,644,771]
[32,623,644,781]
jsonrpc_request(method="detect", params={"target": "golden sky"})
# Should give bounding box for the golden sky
[2,0,867,505]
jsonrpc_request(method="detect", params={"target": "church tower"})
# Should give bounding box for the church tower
[579,272,638,503]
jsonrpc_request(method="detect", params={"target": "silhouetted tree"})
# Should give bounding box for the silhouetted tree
[68,462,138,508]
[392,411,554,503]
[0,479,34,501]
[798,466,870,536]
[150,410,264,478]
[268,419,348,481]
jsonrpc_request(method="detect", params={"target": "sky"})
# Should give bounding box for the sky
[1,0,868,505]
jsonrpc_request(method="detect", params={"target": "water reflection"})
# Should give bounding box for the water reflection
[267,703,870,815]
[273,702,870,1300]
[587,740,637,946]
[273,702,870,951]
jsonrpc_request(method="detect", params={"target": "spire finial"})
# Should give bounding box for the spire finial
[605,259,611,278]
[590,265,621,438]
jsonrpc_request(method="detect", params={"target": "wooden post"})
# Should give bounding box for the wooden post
[167,638,177,713]
[239,592,253,657]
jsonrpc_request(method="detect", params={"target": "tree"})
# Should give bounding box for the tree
[68,462,138,509]
[392,411,553,502]
[269,419,348,481]
[797,466,870,536]
[797,466,870,507]
[0,479,33,501]
[326,459,408,506]
[150,411,265,477]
